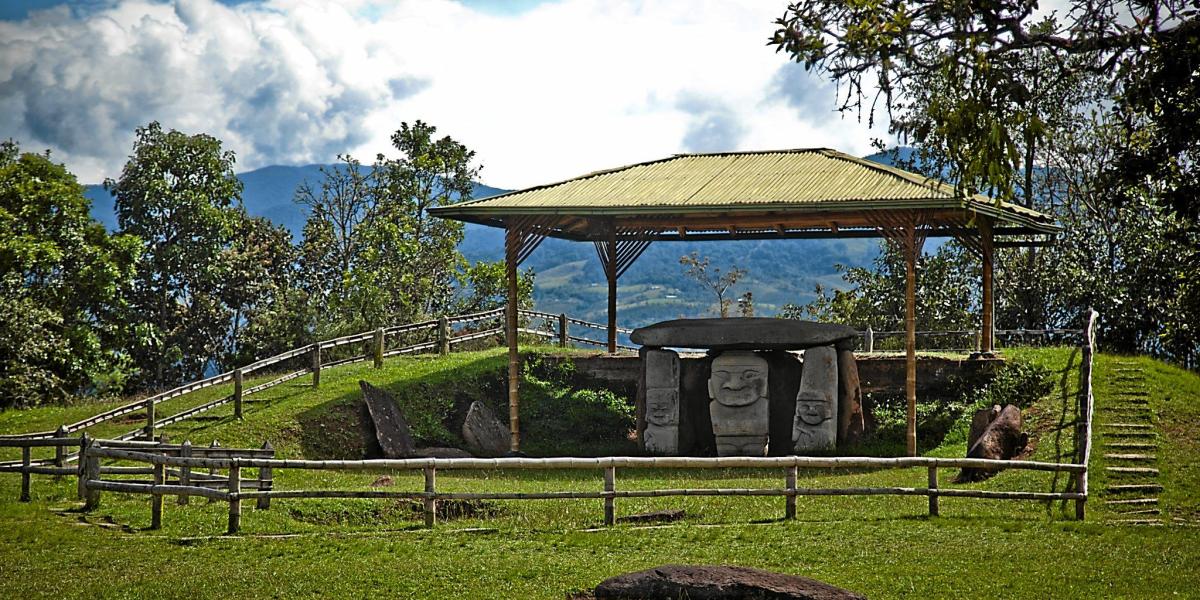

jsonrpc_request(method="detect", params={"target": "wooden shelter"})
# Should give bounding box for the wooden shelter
[429,148,1059,456]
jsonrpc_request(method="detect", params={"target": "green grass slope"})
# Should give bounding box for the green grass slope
[0,347,1197,598]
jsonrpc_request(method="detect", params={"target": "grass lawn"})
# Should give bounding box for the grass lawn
[0,346,1197,598]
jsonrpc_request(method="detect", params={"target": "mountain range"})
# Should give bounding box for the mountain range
[85,153,906,327]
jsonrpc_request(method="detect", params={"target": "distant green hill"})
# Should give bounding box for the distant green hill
[86,156,897,326]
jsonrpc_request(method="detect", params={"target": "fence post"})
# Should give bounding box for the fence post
[227,458,241,535]
[83,441,101,511]
[558,314,569,348]
[438,316,451,355]
[19,445,31,502]
[927,465,939,517]
[151,462,164,530]
[373,327,385,369]
[257,441,273,510]
[1075,471,1087,520]
[604,466,616,526]
[207,441,220,504]
[144,395,156,440]
[53,425,67,480]
[785,466,797,520]
[178,440,192,506]
[423,466,437,528]
[311,343,321,388]
[865,327,874,353]
[234,368,244,419]
[77,433,90,500]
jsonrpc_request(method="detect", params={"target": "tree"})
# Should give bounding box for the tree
[106,122,243,387]
[0,141,140,406]
[679,251,746,317]
[219,214,304,369]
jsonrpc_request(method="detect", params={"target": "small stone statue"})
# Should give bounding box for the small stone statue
[708,351,769,456]
[793,346,838,453]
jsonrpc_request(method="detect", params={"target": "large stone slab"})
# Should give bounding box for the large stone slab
[643,349,682,455]
[462,400,510,457]
[793,346,838,454]
[956,404,1029,482]
[631,318,858,351]
[837,349,865,447]
[359,381,415,458]
[594,565,867,600]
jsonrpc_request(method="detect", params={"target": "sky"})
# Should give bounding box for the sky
[0,0,889,188]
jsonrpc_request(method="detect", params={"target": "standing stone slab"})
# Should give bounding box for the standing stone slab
[462,400,509,457]
[643,349,681,455]
[793,346,838,454]
[708,351,770,456]
[359,381,415,458]
[837,349,865,447]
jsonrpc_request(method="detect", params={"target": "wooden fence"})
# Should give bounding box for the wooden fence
[77,444,1087,534]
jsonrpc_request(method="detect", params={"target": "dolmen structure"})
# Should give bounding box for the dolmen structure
[632,318,866,457]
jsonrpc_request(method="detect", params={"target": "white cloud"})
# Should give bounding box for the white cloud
[0,0,888,186]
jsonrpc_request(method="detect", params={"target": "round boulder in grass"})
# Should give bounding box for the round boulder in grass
[630,318,858,351]
[594,565,866,600]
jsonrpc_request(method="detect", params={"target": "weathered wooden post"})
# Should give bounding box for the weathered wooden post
[785,466,797,520]
[1075,470,1087,521]
[603,466,616,526]
[83,441,101,511]
[257,441,273,510]
[151,461,165,529]
[311,342,321,388]
[864,326,874,353]
[144,396,156,440]
[423,466,437,528]
[558,313,569,348]
[438,316,451,355]
[927,465,939,517]
[207,440,220,504]
[227,458,241,535]
[373,327,385,369]
[177,440,192,506]
[233,368,244,419]
[53,425,67,480]
[19,445,31,502]
[77,433,90,500]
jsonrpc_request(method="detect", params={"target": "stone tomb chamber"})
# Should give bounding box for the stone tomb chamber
[633,318,866,457]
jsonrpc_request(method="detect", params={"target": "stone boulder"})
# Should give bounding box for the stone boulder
[631,318,858,351]
[461,400,510,457]
[359,381,415,458]
[956,404,1029,482]
[594,565,866,600]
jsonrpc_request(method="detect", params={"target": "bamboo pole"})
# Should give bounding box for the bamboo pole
[505,224,521,453]
[19,446,31,502]
[86,480,229,501]
[373,327,384,369]
[424,466,437,528]
[928,466,939,516]
[603,466,616,526]
[151,462,165,529]
[785,466,797,519]
[606,227,618,354]
[227,459,241,534]
[230,487,1084,502]
[258,441,273,510]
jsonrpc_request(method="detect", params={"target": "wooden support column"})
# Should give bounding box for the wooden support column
[979,216,995,354]
[904,227,918,456]
[505,224,522,453]
[606,227,618,354]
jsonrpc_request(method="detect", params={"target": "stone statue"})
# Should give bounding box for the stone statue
[643,349,681,455]
[708,351,769,456]
[793,346,838,453]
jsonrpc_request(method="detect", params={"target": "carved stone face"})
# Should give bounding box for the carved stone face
[795,399,831,426]
[646,389,679,427]
[708,351,768,407]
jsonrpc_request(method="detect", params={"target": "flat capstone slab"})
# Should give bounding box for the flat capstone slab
[631,318,858,351]
[594,565,866,600]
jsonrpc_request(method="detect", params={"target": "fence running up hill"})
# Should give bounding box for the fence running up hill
[0,310,1099,533]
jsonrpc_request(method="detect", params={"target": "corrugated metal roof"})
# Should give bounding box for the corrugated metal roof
[430,148,1058,231]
